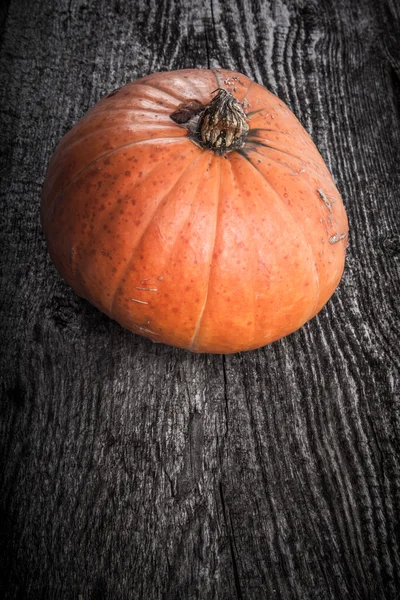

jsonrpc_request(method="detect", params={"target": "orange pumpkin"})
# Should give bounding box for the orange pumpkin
[41,68,348,353]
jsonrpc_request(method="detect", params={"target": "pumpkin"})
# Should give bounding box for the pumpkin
[41,68,348,354]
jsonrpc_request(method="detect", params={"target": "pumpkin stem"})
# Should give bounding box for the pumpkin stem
[199,89,249,153]
[170,89,249,154]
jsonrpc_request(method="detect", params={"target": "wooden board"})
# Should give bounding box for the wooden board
[1,0,400,598]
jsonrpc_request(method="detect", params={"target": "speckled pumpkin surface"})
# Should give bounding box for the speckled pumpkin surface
[41,68,348,353]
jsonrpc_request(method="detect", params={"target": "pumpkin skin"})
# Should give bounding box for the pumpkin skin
[41,68,348,354]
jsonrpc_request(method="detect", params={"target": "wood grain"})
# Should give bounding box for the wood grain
[1,0,400,598]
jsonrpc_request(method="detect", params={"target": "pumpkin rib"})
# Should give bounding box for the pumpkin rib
[237,150,321,317]
[82,118,175,131]
[188,155,221,351]
[87,105,176,117]
[228,157,257,350]
[129,81,183,103]
[245,138,325,176]
[109,148,205,318]
[246,108,268,117]
[142,73,224,108]
[248,128,280,135]
[101,82,183,108]
[240,145,348,314]
[242,81,294,118]
[137,81,186,104]
[243,145,338,214]
[51,123,182,163]
[70,108,172,136]
[240,144,343,236]
[247,129,321,155]
[43,137,186,225]
[241,146,332,207]
[247,131,328,176]
[71,157,175,296]
[248,127,295,134]
[245,79,272,112]
[149,152,216,348]
[177,69,233,104]
[89,86,182,114]
[97,82,176,112]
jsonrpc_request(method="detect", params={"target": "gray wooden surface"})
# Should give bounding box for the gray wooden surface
[1,0,400,598]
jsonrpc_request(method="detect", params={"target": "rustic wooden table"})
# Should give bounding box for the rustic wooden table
[1,0,400,598]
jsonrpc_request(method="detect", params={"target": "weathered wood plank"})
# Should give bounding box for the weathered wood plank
[1,0,400,599]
